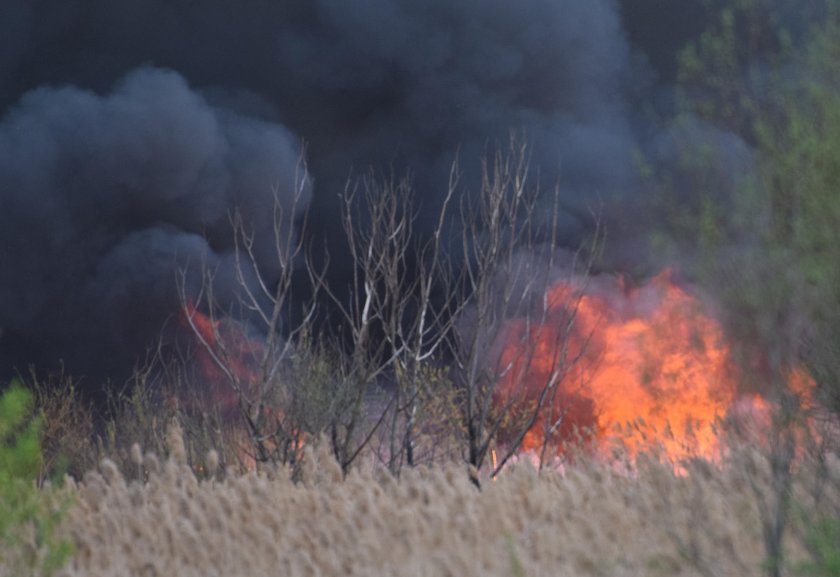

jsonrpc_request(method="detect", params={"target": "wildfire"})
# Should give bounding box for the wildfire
[177,273,814,470]
[179,302,307,471]
[180,301,263,388]
[498,269,743,462]
[177,301,269,429]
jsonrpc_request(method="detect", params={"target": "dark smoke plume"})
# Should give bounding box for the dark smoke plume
[0,0,721,383]
[0,68,307,380]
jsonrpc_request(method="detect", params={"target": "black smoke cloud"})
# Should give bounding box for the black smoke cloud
[0,0,714,382]
[0,68,307,379]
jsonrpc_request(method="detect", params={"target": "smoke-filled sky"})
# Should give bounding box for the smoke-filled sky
[0,0,723,383]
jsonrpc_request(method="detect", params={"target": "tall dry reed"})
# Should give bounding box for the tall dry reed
[35,422,837,577]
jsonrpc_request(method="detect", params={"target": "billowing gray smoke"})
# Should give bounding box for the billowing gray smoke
[0,0,703,383]
[0,68,307,379]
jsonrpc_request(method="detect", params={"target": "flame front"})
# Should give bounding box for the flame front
[178,301,268,425]
[498,269,738,462]
[179,302,304,470]
[180,301,263,388]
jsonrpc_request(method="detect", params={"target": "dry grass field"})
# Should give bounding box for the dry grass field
[11,422,829,577]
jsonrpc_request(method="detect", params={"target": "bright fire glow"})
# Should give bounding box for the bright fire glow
[180,303,307,471]
[180,301,262,388]
[497,269,740,462]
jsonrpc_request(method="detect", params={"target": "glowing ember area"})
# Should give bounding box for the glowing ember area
[498,269,740,462]
[179,302,263,407]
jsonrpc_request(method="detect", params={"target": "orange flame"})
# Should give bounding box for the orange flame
[178,303,308,470]
[177,301,268,425]
[498,269,741,462]
[180,301,263,388]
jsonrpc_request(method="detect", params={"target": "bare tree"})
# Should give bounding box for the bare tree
[531,242,602,471]
[178,138,601,481]
[309,168,461,475]
[361,169,461,474]
[179,155,316,471]
[448,136,602,480]
[389,165,462,472]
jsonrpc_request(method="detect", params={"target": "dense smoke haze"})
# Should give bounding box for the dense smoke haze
[0,0,736,384]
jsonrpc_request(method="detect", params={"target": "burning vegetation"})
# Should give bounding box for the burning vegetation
[498,269,739,462]
[178,258,816,471]
[6,2,840,576]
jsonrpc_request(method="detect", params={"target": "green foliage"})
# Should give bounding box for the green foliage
[0,381,73,576]
[0,384,42,482]
[655,4,840,575]
[797,516,840,576]
[506,534,525,577]
[654,0,840,375]
[676,0,803,138]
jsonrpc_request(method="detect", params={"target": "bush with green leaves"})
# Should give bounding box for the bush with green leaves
[648,3,840,575]
[0,381,73,576]
[797,515,840,577]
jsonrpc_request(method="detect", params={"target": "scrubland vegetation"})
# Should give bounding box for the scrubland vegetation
[35,438,789,576]
[4,370,840,576]
[7,2,840,576]
[4,409,840,577]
